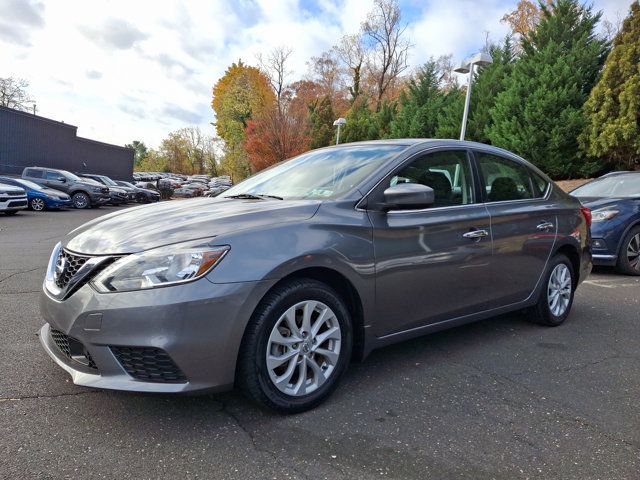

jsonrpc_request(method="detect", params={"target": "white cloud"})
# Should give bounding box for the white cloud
[0,0,635,148]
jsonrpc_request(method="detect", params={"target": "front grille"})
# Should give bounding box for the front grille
[111,346,187,383]
[55,249,89,288]
[49,327,98,371]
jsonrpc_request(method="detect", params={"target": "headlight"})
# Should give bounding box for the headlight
[91,241,229,293]
[591,207,619,222]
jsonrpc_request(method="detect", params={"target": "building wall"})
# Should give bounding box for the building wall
[0,106,134,179]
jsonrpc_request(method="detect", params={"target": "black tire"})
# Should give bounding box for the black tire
[527,254,575,326]
[237,278,353,413]
[615,226,640,276]
[135,192,147,203]
[71,192,90,209]
[4,210,19,215]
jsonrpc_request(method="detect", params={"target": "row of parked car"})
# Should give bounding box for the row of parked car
[0,166,161,213]
[134,172,233,198]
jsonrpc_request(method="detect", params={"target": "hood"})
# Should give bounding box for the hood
[577,197,631,209]
[42,188,69,198]
[0,184,25,195]
[64,197,321,254]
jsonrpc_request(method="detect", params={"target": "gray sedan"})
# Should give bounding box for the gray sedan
[38,140,592,412]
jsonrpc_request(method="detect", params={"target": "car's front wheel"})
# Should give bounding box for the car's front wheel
[616,226,640,276]
[71,192,90,209]
[528,253,575,326]
[238,278,352,413]
[30,197,46,211]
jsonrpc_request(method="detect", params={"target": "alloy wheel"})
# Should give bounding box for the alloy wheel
[73,193,89,209]
[31,198,45,211]
[627,233,640,272]
[266,300,342,397]
[547,264,571,317]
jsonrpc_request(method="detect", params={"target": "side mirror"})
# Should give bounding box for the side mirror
[382,183,435,211]
[57,176,66,183]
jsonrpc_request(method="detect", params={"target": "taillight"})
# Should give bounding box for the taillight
[580,207,592,227]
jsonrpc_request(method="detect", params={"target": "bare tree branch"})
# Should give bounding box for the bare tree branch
[0,77,35,111]
[257,46,293,112]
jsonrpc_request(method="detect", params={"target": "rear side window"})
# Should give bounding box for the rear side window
[531,171,549,197]
[25,168,43,178]
[476,152,535,202]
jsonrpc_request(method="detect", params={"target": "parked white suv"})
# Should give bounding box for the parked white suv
[0,183,28,215]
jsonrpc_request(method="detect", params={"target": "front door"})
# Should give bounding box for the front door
[368,149,493,337]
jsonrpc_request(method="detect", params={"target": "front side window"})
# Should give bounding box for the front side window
[389,150,475,207]
[476,152,535,202]
[46,171,61,181]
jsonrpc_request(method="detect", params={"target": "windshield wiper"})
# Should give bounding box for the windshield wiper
[225,193,283,200]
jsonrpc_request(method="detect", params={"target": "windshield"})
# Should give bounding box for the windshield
[65,172,82,182]
[572,175,640,198]
[120,181,135,188]
[15,179,43,190]
[100,176,118,186]
[221,145,405,200]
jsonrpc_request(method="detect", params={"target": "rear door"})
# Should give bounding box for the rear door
[368,148,493,337]
[473,150,557,306]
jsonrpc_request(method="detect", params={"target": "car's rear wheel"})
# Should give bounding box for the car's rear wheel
[528,253,575,326]
[616,227,640,276]
[238,278,352,413]
[72,192,90,209]
[30,197,46,211]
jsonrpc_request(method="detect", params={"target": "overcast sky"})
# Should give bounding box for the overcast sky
[0,0,634,148]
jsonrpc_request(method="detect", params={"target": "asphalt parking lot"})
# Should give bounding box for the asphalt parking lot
[1,206,639,480]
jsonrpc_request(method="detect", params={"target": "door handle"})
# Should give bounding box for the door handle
[537,221,554,232]
[463,229,489,240]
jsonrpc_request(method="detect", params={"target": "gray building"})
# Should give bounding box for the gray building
[0,106,134,179]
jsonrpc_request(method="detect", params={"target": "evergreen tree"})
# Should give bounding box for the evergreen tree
[580,2,640,170]
[434,86,465,139]
[388,61,446,138]
[308,96,335,149]
[465,38,516,143]
[488,0,609,179]
[340,97,380,143]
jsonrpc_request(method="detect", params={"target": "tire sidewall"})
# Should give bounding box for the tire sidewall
[251,281,352,411]
[540,255,575,326]
[617,227,640,276]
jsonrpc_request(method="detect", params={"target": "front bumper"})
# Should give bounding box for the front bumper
[39,277,272,393]
[47,198,72,209]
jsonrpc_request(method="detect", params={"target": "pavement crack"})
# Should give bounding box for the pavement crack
[0,267,41,284]
[220,402,315,480]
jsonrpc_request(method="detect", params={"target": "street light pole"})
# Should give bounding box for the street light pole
[459,63,474,141]
[454,52,493,141]
[333,117,346,145]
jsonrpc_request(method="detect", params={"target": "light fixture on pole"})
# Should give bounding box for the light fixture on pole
[454,52,492,141]
[333,117,346,145]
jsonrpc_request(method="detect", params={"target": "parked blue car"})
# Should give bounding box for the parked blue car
[0,176,72,211]
[571,171,640,275]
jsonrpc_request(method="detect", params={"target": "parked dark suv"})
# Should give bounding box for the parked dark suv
[22,167,110,209]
